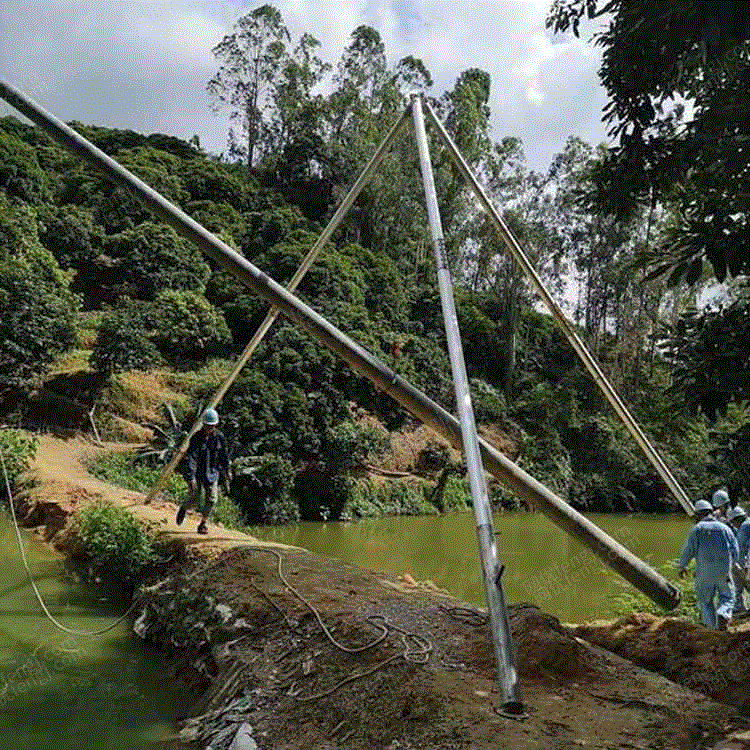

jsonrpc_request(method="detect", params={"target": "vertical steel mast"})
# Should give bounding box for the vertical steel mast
[411,95,524,717]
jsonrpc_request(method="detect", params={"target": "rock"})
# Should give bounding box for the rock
[229,723,256,750]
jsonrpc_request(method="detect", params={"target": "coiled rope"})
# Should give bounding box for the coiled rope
[0,443,137,637]
[227,546,433,702]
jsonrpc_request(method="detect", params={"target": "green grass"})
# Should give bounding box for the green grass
[87,450,246,530]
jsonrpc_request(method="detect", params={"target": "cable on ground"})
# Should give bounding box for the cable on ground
[1,443,138,637]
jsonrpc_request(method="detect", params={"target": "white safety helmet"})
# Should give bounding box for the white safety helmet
[201,408,219,426]
[726,506,746,523]
[693,499,713,515]
[712,489,730,509]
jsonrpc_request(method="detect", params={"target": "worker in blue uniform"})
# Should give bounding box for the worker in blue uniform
[727,506,750,614]
[677,498,739,630]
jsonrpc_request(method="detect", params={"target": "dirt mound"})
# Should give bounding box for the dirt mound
[575,613,750,713]
[465,603,601,682]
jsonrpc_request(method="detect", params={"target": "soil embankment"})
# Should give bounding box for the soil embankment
[14,434,750,749]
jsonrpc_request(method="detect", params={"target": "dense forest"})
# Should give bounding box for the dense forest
[0,2,747,522]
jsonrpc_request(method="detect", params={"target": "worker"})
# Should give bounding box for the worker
[677,498,739,630]
[712,488,731,520]
[727,506,750,614]
[176,408,231,534]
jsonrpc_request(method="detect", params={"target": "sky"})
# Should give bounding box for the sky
[0,0,610,173]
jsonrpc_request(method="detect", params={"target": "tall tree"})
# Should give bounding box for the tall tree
[547,0,750,284]
[207,4,290,168]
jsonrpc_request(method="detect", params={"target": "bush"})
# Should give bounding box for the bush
[0,429,38,488]
[231,453,298,525]
[151,290,231,361]
[92,302,162,376]
[0,195,79,389]
[70,500,160,583]
[324,420,389,469]
[342,478,437,520]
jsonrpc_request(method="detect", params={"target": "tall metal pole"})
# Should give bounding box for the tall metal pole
[411,96,523,716]
[422,101,694,516]
[0,80,681,613]
[144,106,412,503]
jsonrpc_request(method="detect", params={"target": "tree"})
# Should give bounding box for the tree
[208,4,290,167]
[547,0,750,283]
[0,195,78,391]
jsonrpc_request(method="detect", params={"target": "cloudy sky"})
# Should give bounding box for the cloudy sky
[0,1,610,172]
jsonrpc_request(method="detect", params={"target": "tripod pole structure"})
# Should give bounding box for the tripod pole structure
[411,95,524,717]
[144,106,412,503]
[0,79,681,615]
[422,99,693,516]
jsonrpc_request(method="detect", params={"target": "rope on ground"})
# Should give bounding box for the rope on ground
[1,444,138,637]
[439,604,488,627]
[237,545,433,701]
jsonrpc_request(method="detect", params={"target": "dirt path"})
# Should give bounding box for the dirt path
[20,435,750,749]
[28,434,291,552]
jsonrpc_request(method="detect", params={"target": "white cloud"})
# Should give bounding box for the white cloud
[0,0,610,170]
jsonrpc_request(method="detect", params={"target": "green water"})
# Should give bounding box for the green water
[0,512,186,749]
[252,511,694,623]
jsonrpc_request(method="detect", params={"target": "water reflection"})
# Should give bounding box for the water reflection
[252,511,693,623]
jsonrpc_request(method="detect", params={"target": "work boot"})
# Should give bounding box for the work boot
[176,505,186,526]
[197,520,208,535]
[717,614,730,631]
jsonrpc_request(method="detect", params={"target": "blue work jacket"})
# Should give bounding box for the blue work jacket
[678,518,739,582]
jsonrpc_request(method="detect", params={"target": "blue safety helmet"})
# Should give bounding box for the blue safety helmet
[726,506,746,523]
[201,408,219,426]
[712,489,730,509]
[693,499,713,515]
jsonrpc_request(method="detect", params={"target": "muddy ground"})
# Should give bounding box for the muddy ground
[15,435,750,749]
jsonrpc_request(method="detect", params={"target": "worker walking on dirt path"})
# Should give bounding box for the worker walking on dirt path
[176,408,231,535]
[678,499,739,630]
[727,506,750,614]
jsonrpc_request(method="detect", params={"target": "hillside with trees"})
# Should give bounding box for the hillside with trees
[1,3,747,523]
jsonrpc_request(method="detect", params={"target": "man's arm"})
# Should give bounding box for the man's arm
[677,527,697,575]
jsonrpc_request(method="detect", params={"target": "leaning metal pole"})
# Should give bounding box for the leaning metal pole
[412,96,523,716]
[0,80,680,612]
[422,101,693,516]
[144,106,412,503]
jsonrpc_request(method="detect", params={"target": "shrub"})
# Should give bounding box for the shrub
[324,420,389,469]
[342,478,437,520]
[0,195,79,390]
[92,302,162,376]
[231,453,298,525]
[151,290,231,361]
[70,500,160,583]
[0,429,38,488]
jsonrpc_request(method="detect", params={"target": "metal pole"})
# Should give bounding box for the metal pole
[144,106,412,503]
[422,100,694,516]
[0,80,680,612]
[411,96,523,716]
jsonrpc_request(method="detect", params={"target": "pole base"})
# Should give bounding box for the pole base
[495,701,528,721]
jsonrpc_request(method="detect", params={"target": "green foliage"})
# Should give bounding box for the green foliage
[106,223,211,301]
[0,129,50,204]
[0,429,38,488]
[92,301,162,376]
[342,478,437,520]
[70,500,160,583]
[0,195,79,390]
[547,0,750,282]
[231,453,297,524]
[663,296,750,421]
[324,420,388,469]
[607,562,699,624]
[150,290,231,360]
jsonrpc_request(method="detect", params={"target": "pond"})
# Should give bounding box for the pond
[0,511,187,749]
[251,511,694,623]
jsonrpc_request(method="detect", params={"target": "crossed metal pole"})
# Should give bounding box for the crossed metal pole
[0,80,685,718]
